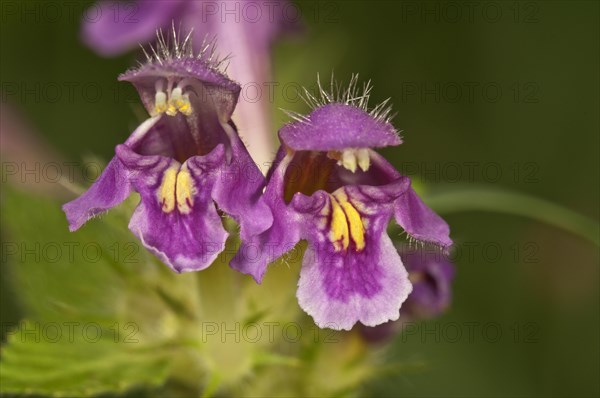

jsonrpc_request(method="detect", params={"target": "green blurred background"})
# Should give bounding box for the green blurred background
[1,0,598,396]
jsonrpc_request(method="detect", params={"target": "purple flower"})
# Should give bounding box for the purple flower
[231,76,452,330]
[81,1,296,57]
[82,0,301,168]
[359,245,455,342]
[402,245,454,319]
[63,32,272,273]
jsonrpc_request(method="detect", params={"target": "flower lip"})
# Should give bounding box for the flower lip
[279,103,402,152]
[119,59,240,95]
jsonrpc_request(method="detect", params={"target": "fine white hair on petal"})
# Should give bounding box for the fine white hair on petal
[279,108,311,124]
[282,73,397,125]
[138,21,232,74]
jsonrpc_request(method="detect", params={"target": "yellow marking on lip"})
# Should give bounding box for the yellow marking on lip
[158,166,178,213]
[175,165,194,214]
[329,196,349,252]
[158,165,196,214]
[339,198,365,251]
[328,193,366,252]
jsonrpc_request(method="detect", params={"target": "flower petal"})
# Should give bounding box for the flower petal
[212,123,273,240]
[230,219,300,283]
[342,177,411,209]
[125,109,228,162]
[230,154,299,283]
[81,1,185,56]
[116,144,228,272]
[344,152,452,248]
[297,233,412,330]
[394,187,452,248]
[402,246,454,318]
[62,116,160,232]
[119,54,240,120]
[280,103,401,151]
[293,189,412,330]
[193,0,302,167]
[62,157,131,231]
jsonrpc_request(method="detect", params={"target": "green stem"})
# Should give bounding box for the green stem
[425,188,599,247]
[201,372,221,398]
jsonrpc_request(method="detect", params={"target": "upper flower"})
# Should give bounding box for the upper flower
[120,30,239,124]
[63,31,272,272]
[231,75,452,330]
[81,1,298,57]
[81,0,302,167]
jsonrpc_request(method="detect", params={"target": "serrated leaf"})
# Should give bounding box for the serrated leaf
[0,321,170,397]
[1,187,142,322]
[0,186,198,330]
[0,187,183,396]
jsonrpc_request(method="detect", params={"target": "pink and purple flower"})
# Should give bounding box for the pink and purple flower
[231,76,452,330]
[81,0,301,168]
[63,32,271,273]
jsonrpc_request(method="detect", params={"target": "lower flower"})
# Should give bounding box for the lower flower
[232,76,452,330]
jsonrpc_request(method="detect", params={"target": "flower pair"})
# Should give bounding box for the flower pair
[64,35,452,330]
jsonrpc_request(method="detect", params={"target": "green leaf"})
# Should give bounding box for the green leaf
[0,188,184,396]
[2,187,141,322]
[0,320,170,397]
[252,351,302,368]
